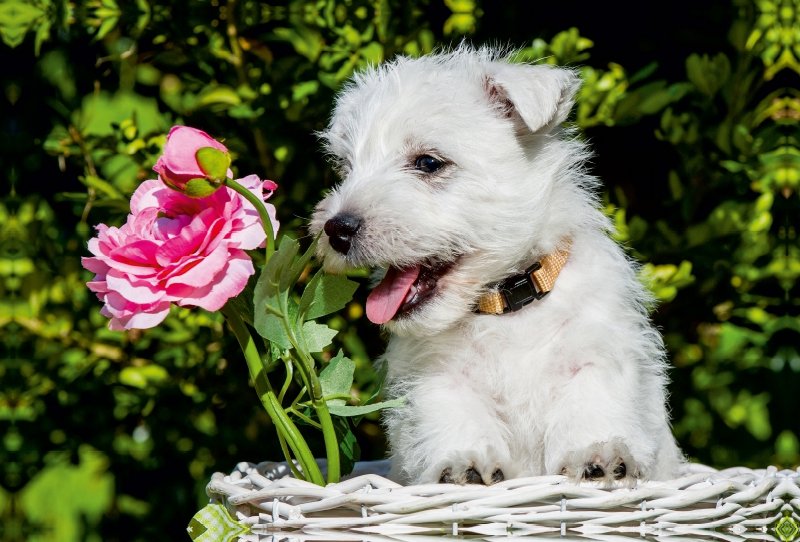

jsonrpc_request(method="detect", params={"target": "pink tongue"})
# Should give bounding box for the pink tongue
[366,266,421,324]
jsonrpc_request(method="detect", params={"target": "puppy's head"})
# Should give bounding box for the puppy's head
[311,47,585,337]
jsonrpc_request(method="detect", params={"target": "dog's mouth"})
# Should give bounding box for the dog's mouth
[365,258,457,324]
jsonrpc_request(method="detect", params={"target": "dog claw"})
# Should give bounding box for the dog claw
[439,468,454,484]
[465,466,483,484]
[612,462,626,479]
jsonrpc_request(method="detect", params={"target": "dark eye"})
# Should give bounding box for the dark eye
[415,155,444,173]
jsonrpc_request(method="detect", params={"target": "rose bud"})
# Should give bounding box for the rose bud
[153,126,232,197]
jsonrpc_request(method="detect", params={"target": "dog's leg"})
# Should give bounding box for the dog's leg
[386,370,513,485]
[542,353,663,485]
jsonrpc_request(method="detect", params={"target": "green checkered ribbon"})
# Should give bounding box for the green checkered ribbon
[187,502,249,542]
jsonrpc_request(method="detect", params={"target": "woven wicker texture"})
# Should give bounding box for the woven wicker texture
[204,460,800,541]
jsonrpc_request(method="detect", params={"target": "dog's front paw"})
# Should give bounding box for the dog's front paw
[439,464,505,485]
[560,439,639,485]
[427,451,507,485]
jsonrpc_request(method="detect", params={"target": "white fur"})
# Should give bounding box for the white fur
[310,46,684,485]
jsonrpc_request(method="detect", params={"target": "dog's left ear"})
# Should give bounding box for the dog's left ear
[485,63,580,134]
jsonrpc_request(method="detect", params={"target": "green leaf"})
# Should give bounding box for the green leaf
[254,299,298,351]
[279,240,302,291]
[253,237,300,346]
[273,25,323,61]
[328,397,406,416]
[333,417,360,477]
[0,2,45,48]
[255,237,299,301]
[628,61,659,85]
[638,82,691,115]
[76,91,168,138]
[184,178,220,198]
[287,232,321,289]
[364,362,389,406]
[319,350,355,405]
[352,362,389,425]
[256,315,292,350]
[195,147,231,182]
[18,446,114,542]
[228,103,264,119]
[79,175,123,200]
[298,273,359,321]
[291,80,320,102]
[197,85,241,107]
[119,365,169,389]
[224,273,258,326]
[300,321,338,352]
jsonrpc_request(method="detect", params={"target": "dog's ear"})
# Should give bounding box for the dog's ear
[485,64,580,133]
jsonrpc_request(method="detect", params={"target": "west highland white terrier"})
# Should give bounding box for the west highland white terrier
[310,46,684,485]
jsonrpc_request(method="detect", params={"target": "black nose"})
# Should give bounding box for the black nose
[324,214,361,255]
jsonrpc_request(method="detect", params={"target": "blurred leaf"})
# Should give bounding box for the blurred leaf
[197,86,241,108]
[0,0,46,49]
[119,364,169,389]
[77,91,168,138]
[273,25,324,61]
[79,175,124,200]
[19,446,114,541]
[686,53,731,97]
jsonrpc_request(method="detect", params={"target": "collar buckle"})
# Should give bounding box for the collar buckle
[498,261,548,313]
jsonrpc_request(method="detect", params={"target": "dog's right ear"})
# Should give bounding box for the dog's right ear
[485,63,580,134]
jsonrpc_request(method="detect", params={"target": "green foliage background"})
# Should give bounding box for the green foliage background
[0,0,799,539]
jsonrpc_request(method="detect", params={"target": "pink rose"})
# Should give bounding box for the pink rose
[82,176,279,331]
[153,126,229,191]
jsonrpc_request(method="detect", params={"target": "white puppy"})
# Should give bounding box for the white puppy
[310,46,683,485]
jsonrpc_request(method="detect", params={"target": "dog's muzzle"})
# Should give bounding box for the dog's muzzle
[324,214,362,255]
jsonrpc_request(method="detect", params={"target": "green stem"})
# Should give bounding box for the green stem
[298,394,355,406]
[315,405,339,484]
[275,291,341,484]
[279,355,294,403]
[291,386,307,409]
[288,408,322,429]
[222,307,325,485]
[265,392,324,484]
[225,177,275,260]
[276,430,304,480]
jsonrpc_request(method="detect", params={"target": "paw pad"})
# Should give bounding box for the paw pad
[491,468,505,483]
[583,463,605,480]
[438,465,505,485]
[439,468,454,484]
[465,467,482,484]
[582,461,626,481]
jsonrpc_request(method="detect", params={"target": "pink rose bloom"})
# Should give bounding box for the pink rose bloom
[153,126,229,191]
[82,175,279,331]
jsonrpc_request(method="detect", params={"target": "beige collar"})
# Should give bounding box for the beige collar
[476,241,571,315]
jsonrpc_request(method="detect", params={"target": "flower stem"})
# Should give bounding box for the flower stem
[224,177,275,260]
[280,298,341,484]
[271,288,340,484]
[222,307,325,485]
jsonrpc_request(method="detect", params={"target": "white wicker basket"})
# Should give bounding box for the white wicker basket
[198,460,800,542]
